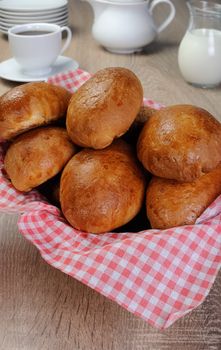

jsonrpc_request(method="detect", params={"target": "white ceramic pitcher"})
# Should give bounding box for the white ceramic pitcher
[84,0,176,53]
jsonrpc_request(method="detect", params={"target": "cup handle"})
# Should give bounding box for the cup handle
[149,0,176,34]
[60,26,72,55]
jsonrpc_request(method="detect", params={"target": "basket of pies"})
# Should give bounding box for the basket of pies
[0,67,220,329]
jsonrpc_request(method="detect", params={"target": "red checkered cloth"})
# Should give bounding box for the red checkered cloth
[0,68,220,329]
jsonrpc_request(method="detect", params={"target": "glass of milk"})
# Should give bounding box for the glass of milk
[178,0,221,88]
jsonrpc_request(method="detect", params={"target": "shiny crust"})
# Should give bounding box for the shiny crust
[60,140,146,233]
[137,104,221,182]
[146,165,221,229]
[4,127,76,192]
[0,82,72,140]
[66,67,143,149]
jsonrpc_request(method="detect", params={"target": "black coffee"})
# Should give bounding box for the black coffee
[17,30,53,36]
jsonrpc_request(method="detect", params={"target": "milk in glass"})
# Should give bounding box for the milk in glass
[178,0,221,88]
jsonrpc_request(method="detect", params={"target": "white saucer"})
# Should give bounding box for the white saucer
[0,0,68,11]
[0,56,79,82]
[0,9,68,20]
[0,16,69,26]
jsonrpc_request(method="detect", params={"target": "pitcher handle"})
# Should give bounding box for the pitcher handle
[60,26,72,55]
[149,0,176,34]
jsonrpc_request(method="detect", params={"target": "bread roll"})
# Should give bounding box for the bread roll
[137,104,221,182]
[146,164,221,229]
[60,140,146,233]
[0,82,71,140]
[4,127,76,192]
[66,67,143,149]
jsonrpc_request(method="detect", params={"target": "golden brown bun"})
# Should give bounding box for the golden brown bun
[0,82,72,140]
[4,127,76,192]
[146,165,221,229]
[137,104,221,182]
[60,140,146,233]
[66,67,143,149]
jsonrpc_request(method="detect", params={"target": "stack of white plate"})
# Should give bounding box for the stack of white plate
[0,0,69,34]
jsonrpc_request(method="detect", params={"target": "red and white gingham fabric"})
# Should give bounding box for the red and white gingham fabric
[0,68,220,329]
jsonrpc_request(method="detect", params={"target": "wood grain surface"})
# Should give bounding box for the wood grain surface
[0,1,221,349]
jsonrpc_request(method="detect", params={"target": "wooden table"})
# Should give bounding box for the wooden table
[0,1,221,349]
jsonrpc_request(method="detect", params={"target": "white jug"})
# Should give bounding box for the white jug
[84,0,176,54]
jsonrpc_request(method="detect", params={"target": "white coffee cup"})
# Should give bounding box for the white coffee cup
[8,23,72,76]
